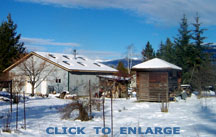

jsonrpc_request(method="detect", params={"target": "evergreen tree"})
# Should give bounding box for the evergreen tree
[116,61,128,77]
[164,38,175,63]
[192,14,206,50]
[141,41,155,61]
[174,14,193,83]
[156,41,165,58]
[0,14,25,72]
[191,14,207,69]
[190,14,212,90]
[175,14,191,48]
[158,38,176,64]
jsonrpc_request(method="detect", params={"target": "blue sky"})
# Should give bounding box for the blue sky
[1,0,216,60]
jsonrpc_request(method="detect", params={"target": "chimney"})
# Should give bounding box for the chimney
[73,49,77,59]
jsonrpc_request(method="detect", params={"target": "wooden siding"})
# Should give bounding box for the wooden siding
[137,71,168,102]
[168,70,180,91]
[137,72,149,100]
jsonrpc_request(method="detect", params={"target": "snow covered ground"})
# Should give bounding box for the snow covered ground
[0,94,216,137]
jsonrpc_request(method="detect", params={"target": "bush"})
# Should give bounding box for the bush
[60,101,90,121]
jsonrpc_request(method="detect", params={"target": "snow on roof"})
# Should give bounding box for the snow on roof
[35,52,117,72]
[132,58,182,70]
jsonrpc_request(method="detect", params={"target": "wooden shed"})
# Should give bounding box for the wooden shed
[132,58,182,102]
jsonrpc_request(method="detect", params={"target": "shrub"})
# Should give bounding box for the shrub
[60,101,90,121]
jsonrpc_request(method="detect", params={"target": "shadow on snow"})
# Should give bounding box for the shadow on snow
[195,106,216,135]
[0,98,67,129]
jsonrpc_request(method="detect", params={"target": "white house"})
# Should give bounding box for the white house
[4,52,117,96]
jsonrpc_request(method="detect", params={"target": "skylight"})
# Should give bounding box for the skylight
[77,62,85,66]
[93,63,101,67]
[48,54,56,58]
[77,57,86,61]
[63,55,70,59]
[63,61,70,65]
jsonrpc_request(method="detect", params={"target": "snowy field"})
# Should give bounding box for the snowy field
[0,94,216,137]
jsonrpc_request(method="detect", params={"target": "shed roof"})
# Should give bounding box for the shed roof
[132,58,182,70]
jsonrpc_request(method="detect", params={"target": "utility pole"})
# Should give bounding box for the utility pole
[9,80,13,114]
[102,95,105,128]
[110,81,115,137]
[89,80,92,118]
[23,90,26,129]
[16,91,18,130]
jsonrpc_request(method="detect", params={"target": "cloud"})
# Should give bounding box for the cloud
[24,45,47,52]
[21,37,122,59]
[21,37,80,47]
[16,0,216,25]
[63,48,122,60]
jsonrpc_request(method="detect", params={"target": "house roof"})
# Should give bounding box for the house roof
[132,58,182,70]
[3,52,118,73]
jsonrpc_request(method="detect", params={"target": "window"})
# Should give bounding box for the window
[77,62,85,66]
[48,54,56,58]
[93,63,101,67]
[63,61,70,65]
[63,55,70,59]
[56,79,61,83]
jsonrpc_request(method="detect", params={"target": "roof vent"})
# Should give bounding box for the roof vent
[48,54,56,58]
[77,62,85,66]
[63,61,70,65]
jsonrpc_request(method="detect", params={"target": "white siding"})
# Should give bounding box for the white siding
[25,82,32,94]
[10,55,68,94]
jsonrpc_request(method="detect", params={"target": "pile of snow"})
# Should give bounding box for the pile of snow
[201,91,216,96]
[64,94,77,99]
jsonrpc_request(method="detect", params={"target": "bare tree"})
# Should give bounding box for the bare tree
[17,56,56,96]
[126,44,134,74]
